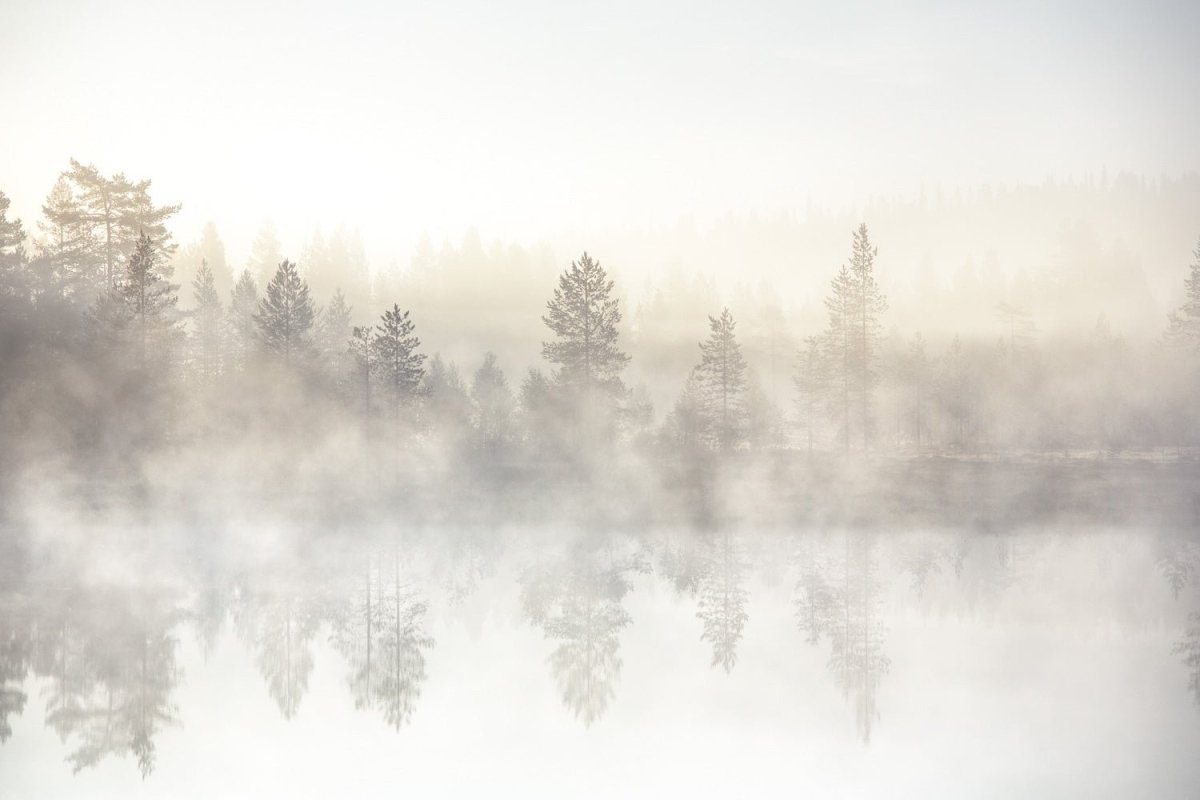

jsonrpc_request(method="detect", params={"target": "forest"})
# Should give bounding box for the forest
[1,160,1199,528]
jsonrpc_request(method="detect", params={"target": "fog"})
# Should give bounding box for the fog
[2,1,1200,797]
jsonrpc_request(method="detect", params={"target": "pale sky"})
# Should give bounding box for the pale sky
[1,0,1197,267]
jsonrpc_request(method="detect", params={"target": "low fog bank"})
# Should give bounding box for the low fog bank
[1,163,1199,534]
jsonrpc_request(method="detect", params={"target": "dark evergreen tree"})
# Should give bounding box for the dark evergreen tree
[695,308,748,451]
[255,259,315,366]
[118,231,182,369]
[372,304,424,426]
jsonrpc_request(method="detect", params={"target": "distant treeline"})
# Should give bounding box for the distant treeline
[1,161,1199,506]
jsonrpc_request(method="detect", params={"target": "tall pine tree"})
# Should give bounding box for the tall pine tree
[541,252,630,446]
[695,308,748,451]
[255,259,315,366]
[120,231,181,369]
[542,252,630,396]
[372,304,424,427]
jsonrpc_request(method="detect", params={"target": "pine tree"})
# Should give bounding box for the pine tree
[66,159,179,295]
[821,225,887,453]
[37,175,95,300]
[120,231,181,368]
[190,260,223,382]
[695,308,748,451]
[255,260,315,365]
[542,252,630,398]
[227,270,258,372]
[848,224,887,451]
[372,304,424,426]
[1168,237,1200,352]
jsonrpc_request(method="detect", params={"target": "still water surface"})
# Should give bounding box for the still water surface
[1,525,1198,798]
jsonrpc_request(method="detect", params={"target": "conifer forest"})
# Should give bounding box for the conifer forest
[1,1,1199,797]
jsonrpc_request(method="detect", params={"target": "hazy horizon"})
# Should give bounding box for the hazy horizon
[3,0,1198,275]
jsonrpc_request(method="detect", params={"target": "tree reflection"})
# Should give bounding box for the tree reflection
[521,538,640,725]
[793,531,890,743]
[0,591,30,743]
[1174,613,1200,709]
[696,529,748,673]
[36,588,182,776]
[329,548,433,730]
[235,585,321,720]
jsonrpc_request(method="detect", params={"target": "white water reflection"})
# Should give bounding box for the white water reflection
[1,526,1199,798]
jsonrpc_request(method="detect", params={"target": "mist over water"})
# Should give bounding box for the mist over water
[3,1,1200,797]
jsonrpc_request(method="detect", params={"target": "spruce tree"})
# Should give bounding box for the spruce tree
[190,260,223,382]
[372,304,424,426]
[120,231,181,368]
[255,259,315,365]
[695,308,748,451]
